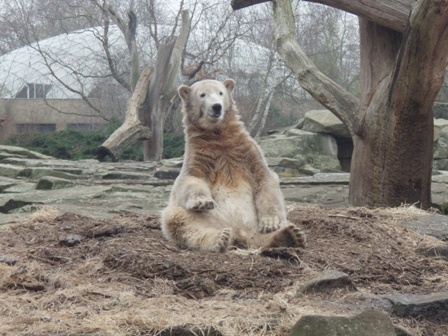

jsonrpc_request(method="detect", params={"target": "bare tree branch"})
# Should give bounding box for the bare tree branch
[102,15,132,92]
[273,0,359,136]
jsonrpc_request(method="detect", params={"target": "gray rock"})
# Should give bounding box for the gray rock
[0,255,18,265]
[0,179,16,192]
[434,137,448,159]
[154,167,181,179]
[159,325,222,336]
[3,182,36,193]
[0,199,37,213]
[399,214,448,241]
[259,132,338,158]
[259,132,341,175]
[434,159,448,171]
[300,110,351,139]
[387,292,448,320]
[288,309,396,336]
[60,234,84,247]
[0,163,24,178]
[160,158,184,168]
[281,173,350,186]
[0,185,112,213]
[0,145,53,159]
[297,270,356,294]
[434,118,448,142]
[36,176,75,190]
[21,167,79,180]
[102,171,153,180]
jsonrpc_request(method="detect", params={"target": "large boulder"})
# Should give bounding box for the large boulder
[300,110,351,139]
[259,131,341,175]
[259,131,338,158]
[434,119,448,170]
[289,310,396,336]
[434,118,448,142]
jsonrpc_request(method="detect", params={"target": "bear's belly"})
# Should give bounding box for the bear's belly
[210,184,258,230]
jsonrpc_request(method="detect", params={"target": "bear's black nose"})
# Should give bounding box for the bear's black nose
[212,104,222,117]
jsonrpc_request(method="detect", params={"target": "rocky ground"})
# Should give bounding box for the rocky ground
[1,145,448,335]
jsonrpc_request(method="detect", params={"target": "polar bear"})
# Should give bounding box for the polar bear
[161,79,305,252]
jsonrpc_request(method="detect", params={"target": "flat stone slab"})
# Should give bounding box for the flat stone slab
[102,171,154,180]
[399,214,448,241]
[36,176,75,190]
[289,309,396,336]
[280,173,350,185]
[387,292,448,320]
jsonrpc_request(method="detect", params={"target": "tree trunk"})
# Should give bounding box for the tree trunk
[350,0,448,208]
[349,20,433,207]
[143,9,190,161]
[266,0,448,209]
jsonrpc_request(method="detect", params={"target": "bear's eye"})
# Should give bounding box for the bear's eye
[200,93,206,98]
[219,92,223,96]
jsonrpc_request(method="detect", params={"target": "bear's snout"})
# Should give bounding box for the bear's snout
[211,103,222,118]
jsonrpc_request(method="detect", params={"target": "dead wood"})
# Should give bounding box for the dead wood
[232,0,412,33]
[143,9,190,161]
[96,67,153,162]
[97,10,191,162]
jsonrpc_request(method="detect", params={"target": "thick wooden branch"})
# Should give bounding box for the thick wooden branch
[96,67,153,162]
[389,0,448,112]
[232,0,412,33]
[305,0,411,33]
[273,0,360,136]
[231,0,270,10]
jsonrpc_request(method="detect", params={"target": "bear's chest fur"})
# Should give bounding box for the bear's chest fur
[186,131,257,188]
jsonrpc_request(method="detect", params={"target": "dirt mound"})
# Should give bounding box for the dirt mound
[0,205,447,335]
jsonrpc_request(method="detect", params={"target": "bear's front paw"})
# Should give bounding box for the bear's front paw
[186,196,215,212]
[259,215,283,233]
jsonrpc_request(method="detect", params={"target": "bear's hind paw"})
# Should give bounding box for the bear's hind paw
[210,228,232,253]
[268,225,306,248]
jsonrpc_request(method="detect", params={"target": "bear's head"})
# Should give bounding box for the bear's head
[178,79,235,130]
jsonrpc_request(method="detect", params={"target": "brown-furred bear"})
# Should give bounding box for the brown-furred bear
[161,79,305,252]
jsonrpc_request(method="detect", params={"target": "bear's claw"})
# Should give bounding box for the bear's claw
[259,215,282,233]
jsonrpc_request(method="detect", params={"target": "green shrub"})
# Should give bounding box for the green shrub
[163,134,185,159]
[6,118,184,161]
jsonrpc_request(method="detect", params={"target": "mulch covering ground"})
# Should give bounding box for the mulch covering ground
[0,205,447,335]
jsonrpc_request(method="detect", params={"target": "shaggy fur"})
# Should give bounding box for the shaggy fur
[161,79,305,252]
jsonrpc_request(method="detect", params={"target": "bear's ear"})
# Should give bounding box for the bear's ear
[178,85,191,101]
[223,79,235,93]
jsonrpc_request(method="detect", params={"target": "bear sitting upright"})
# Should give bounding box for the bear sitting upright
[161,79,305,252]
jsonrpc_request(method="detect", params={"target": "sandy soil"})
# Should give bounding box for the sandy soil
[0,204,447,336]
